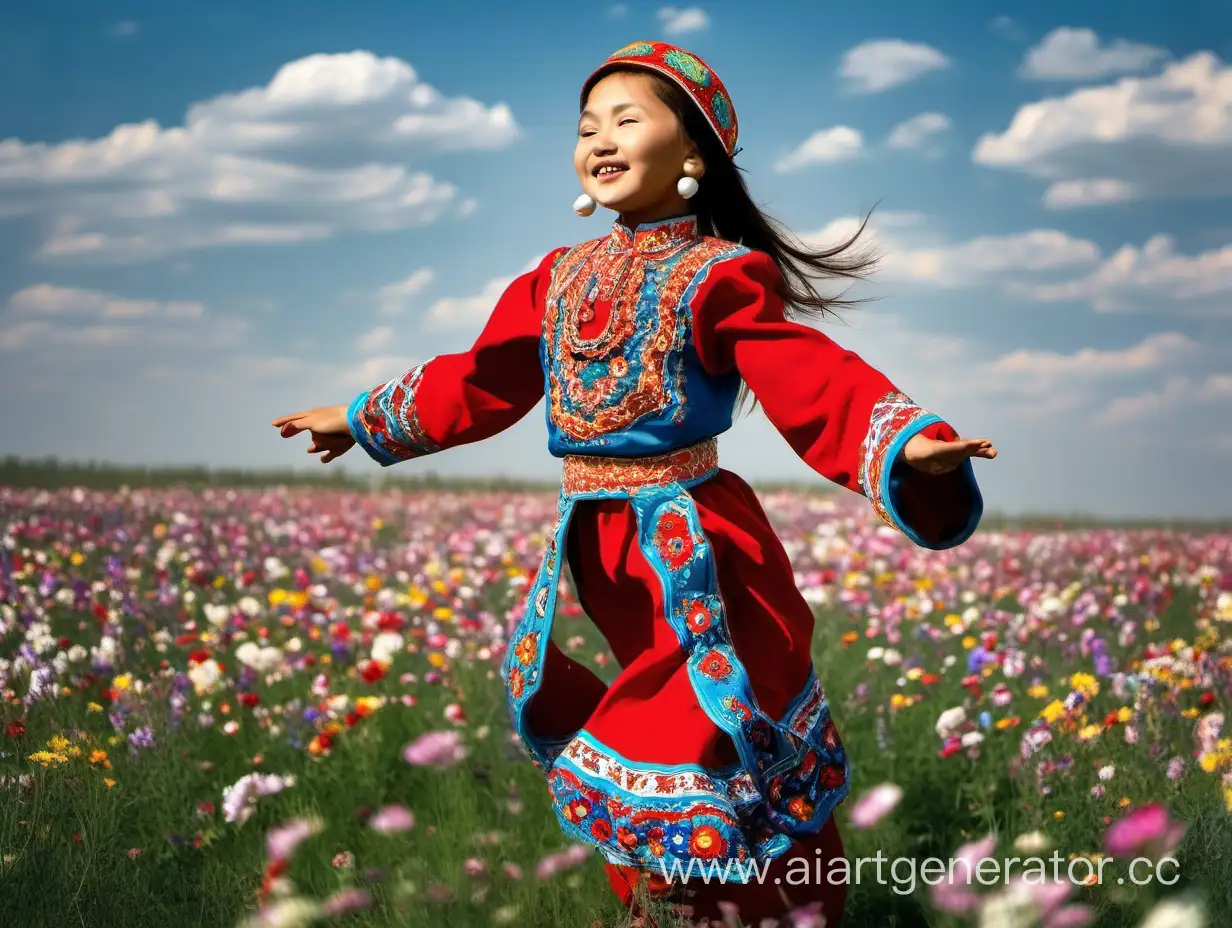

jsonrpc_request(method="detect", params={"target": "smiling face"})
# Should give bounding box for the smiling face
[575,71,704,227]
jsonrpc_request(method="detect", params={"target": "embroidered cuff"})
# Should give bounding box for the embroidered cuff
[346,361,442,467]
[858,391,983,550]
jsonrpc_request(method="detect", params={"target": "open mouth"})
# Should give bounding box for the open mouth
[593,162,629,180]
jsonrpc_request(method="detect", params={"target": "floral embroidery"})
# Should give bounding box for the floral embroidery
[683,597,715,634]
[561,438,718,495]
[698,649,733,680]
[347,361,440,465]
[652,505,695,570]
[508,667,524,699]
[514,633,539,666]
[543,217,738,442]
[858,390,941,532]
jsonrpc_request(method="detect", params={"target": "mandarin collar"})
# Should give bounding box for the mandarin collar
[607,214,700,254]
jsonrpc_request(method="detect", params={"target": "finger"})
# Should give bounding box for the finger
[271,412,308,427]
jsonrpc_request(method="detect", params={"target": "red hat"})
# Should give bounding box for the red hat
[580,41,739,157]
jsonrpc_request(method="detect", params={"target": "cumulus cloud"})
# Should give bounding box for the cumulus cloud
[838,40,950,93]
[1096,373,1232,425]
[775,127,863,172]
[424,254,544,330]
[1019,27,1169,81]
[1019,234,1232,315]
[375,268,435,316]
[886,112,951,150]
[657,7,709,35]
[973,52,1232,206]
[0,51,518,263]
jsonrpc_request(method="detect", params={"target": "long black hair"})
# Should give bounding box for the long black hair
[584,67,881,413]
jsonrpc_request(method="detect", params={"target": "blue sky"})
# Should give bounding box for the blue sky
[2,0,1231,518]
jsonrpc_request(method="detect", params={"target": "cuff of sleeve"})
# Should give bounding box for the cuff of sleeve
[346,361,441,467]
[859,392,983,550]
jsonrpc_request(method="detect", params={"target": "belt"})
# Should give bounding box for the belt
[561,437,719,496]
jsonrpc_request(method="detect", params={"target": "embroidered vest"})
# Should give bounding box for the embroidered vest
[540,215,746,457]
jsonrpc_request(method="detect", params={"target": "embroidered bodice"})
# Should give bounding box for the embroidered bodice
[540,215,745,458]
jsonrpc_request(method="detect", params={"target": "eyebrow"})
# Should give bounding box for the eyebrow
[579,102,639,122]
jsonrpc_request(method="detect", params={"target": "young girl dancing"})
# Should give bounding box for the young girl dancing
[273,41,996,927]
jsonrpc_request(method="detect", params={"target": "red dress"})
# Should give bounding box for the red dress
[347,215,982,925]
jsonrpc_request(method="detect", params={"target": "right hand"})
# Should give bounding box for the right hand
[271,405,355,463]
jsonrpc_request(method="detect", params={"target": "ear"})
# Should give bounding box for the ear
[682,149,706,180]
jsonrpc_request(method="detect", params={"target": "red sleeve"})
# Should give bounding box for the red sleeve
[346,248,564,466]
[693,249,983,549]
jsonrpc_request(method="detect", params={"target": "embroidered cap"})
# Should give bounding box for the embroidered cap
[580,41,739,157]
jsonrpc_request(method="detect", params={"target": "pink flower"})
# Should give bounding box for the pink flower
[536,843,591,880]
[1044,905,1095,928]
[848,783,902,830]
[931,833,995,914]
[463,857,487,878]
[1104,804,1187,860]
[321,888,372,916]
[368,804,415,834]
[402,730,467,766]
[266,817,321,861]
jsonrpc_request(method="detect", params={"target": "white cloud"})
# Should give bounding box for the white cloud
[1019,27,1168,81]
[973,52,1232,206]
[1020,234,1232,315]
[886,112,951,150]
[1097,373,1232,425]
[893,229,1101,285]
[990,16,1023,41]
[0,51,518,263]
[375,267,435,315]
[424,254,544,330]
[657,7,709,35]
[838,40,950,93]
[986,332,1197,382]
[0,284,242,352]
[775,127,863,172]
[608,4,628,17]
[112,21,139,38]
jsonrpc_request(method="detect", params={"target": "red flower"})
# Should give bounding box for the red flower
[378,613,404,632]
[1200,691,1215,706]
[817,764,846,788]
[344,711,361,728]
[187,649,211,664]
[590,818,613,841]
[6,720,25,738]
[683,600,713,635]
[360,661,385,684]
[175,633,197,647]
[239,692,260,708]
[92,603,108,622]
[330,623,351,641]
[616,826,639,850]
[57,637,72,650]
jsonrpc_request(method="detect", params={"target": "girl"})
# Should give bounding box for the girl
[273,41,995,927]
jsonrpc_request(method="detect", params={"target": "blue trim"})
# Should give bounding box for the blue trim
[881,417,984,550]
[346,390,399,467]
[571,729,746,780]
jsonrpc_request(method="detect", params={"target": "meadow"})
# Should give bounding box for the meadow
[1,473,1229,928]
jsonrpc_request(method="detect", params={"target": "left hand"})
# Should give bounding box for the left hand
[901,434,997,475]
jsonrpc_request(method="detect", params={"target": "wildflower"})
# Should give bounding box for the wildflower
[332,851,354,869]
[267,818,322,861]
[935,707,966,739]
[1013,831,1049,854]
[848,783,902,830]
[1104,804,1186,861]
[321,888,372,917]
[403,730,467,767]
[369,805,415,834]
[1138,895,1207,928]
[222,773,295,825]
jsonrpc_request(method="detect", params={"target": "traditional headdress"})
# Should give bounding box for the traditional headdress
[580,41,739,158]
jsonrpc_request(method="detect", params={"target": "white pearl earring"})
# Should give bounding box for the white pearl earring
[573,193,596,216]
[677,175,699,199]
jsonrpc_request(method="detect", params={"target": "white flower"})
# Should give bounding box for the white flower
[238,596,262,617]
[882,648,902,666]
[867,647,885,661]
[223,773,296,825]
[203,603,230,627]
[371,632,404,666]
[1138,895,1207,928]
[189,658,223,695]
[936,707,967,739]
[236,642,283,673]
[1098,765,1116,781]
[961,731,985,748]
[1012,830,1049,854]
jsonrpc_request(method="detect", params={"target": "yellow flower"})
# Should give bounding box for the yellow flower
[427,652,447,669]
[112,673,132,692]
[365,575,382,592]
[1028,684,1050,700]
[962,636,977,649]
[1223,785,1232,814]
[108,735,121,746]
[1054,811,1065,821]
[1070,673,1099,698]
[1078,724,1102,742]
[268,589,287,606]
[67,746,82,759]
[432,606,453,621]
[372,518,384,531]
[890,694,909,710]
[28,751,68,767]
[1118,797,1131,808]
[86,702,104,713]
[47,735,70,752]
[212,576,226,590]
[1181,708,1200,719]
[1116,707,1133,723]
[311,556,328,574]
[1144,618,1160,632]
[915,578,933,591]
[1039,700,1068,725]
[71,552,85,567]
[103,778,116,788]
[906,667,923,681]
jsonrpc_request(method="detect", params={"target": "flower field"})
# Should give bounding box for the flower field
[1,482,1230,928]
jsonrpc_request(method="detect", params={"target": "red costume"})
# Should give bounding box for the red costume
[347,41,982,927]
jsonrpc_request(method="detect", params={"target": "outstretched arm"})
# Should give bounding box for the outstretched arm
[692,249,995,549]
[274,248,564,467]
